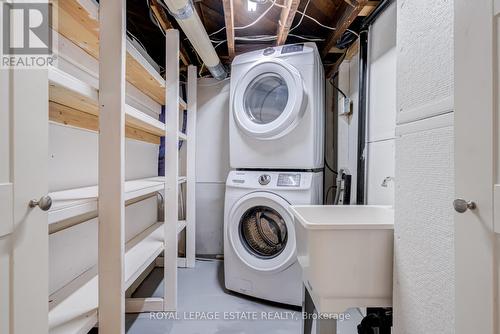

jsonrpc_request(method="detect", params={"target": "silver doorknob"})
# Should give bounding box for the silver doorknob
[29,196,52,211]
[453,199,476,213]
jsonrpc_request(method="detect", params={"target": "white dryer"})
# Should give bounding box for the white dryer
[229,43,325,170]
[224,170,323,306]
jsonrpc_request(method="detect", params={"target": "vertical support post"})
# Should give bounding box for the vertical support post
[185,65,197,268]
[10,69,49,334]
[164,29,180,311]
[98,0,126,332]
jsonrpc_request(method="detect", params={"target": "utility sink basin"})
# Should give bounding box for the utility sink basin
[290,205,394,314]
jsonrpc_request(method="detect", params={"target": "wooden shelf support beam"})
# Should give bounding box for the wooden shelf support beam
[98,0,126,332]
[222,0,236,59]
[185,65,197,268]
[276,0,300,46]
[164,29,180,312]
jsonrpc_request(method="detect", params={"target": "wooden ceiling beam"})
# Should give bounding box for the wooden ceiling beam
[276,0,300,45]
[222,0,236,59]
[358,1,379,16]
[321,0,368,58]
[149,0,191,66]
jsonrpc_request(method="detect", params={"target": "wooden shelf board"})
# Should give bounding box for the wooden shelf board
[53,0,166,104]
[48,177,165,225]
[177,220,187,234]
[48,222,165,334]
[50,102,161,145]
[179,98,187,111]
[49,67,170,140]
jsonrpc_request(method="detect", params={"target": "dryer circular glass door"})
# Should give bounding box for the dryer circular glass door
[233,59,306,140]
[228,191,297,273]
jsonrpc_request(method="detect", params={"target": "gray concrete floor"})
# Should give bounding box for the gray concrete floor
[122,259,363,334]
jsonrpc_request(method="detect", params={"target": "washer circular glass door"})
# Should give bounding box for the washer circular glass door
[233,59,306,140]
[228,192,297,273]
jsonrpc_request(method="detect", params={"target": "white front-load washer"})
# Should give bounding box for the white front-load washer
[224,170,323,306]
[229,43,325,170]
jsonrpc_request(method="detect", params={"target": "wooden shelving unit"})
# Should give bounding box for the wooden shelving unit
[52,0,166,104]
[48,221,188,334]
[45,0,197,332]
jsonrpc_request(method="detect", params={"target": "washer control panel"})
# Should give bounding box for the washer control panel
[258,174,271,185]
[262,47,275,56]
[281,44,304,54]
[228,171,313,189]
[277,173,301,187]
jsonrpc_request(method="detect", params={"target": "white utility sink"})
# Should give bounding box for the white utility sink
[290,205,394,314]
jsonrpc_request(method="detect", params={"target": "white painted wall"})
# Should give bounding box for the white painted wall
[394,0,455,333]
[366,3,397,205]
[195,78,230,255]
[337,56,359,204]
[48,123,158,294]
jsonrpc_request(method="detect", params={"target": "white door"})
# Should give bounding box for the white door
[232,59,306,139]
[0,66,49,333]
[455,1,497,333]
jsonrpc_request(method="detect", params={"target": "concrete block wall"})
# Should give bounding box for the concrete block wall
[394,0,455,333]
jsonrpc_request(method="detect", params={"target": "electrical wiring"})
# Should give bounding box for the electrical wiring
[324,159,338,174]
[127,31,148,51]
[197,76,231,86]
[209,26,226,37]
[325,185,337,204]
[213,40,226,49]
[289,0,311,33]
[329,69,348,98]
[234,0,279,30]
[288,0,360,40]
[288,33,324,41]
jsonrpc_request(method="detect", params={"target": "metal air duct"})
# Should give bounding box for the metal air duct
[161,0,227,79]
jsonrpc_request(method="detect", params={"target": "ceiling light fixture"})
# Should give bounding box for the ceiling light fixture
[247,0,257,12]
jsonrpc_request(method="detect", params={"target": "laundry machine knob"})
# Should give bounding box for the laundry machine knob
[263,47,275,56]
[258,174,271,185]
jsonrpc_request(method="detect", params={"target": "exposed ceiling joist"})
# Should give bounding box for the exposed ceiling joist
[358,1,379,16]
[325,39,359,78]
[222,0,236,59]
[149,0,190,66]
[276,0,300,46]
[321,0,368,58]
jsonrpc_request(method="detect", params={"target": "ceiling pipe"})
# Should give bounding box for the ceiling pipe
[160,0,227,79]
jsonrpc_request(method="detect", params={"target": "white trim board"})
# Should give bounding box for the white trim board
[396,112,454,136]
[397,95,453,125]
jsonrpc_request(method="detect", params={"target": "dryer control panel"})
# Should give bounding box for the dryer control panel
[227,170,316,190]
[277,173,301,187]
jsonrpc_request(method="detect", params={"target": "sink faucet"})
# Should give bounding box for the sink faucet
[381,176,394,187]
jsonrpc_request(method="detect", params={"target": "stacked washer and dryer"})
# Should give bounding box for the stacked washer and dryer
[224,43,325,306]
